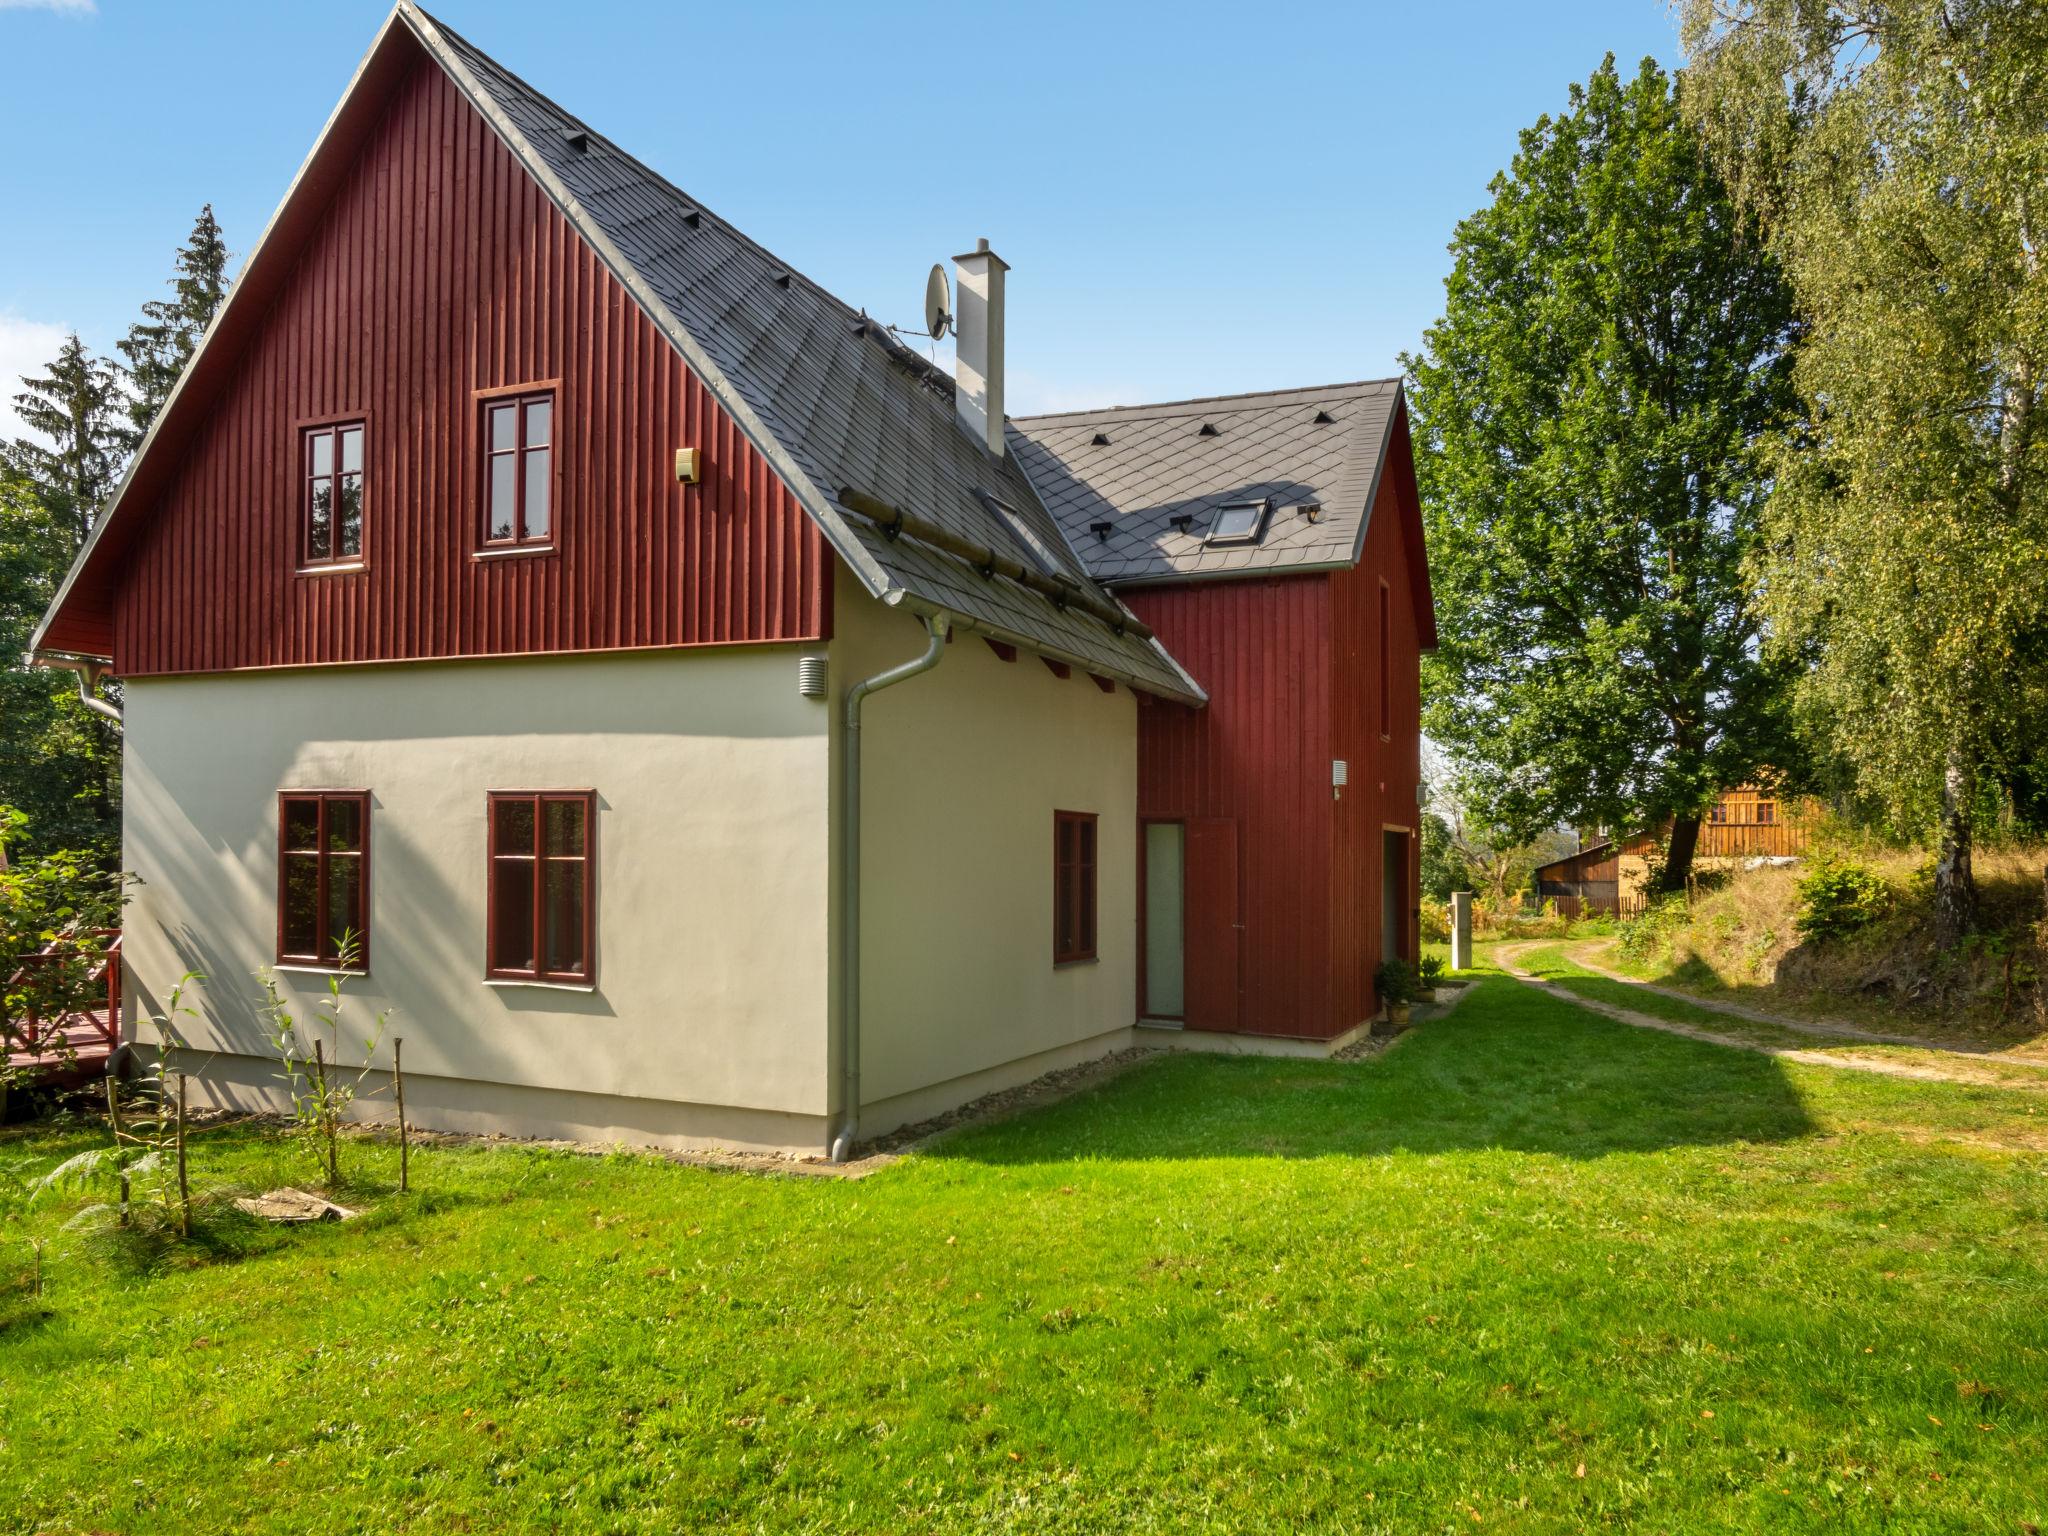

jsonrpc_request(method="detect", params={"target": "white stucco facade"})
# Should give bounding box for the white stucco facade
[122,645,836,1152]
[118,579,1145,1155]
[828,567,1139,1135]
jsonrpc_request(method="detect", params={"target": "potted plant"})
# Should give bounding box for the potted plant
[1417,954,1447,1002]
[1375,957,1421,1031]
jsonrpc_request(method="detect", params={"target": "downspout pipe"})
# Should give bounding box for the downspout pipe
[831,609,950,1163]
[27,653,122,727]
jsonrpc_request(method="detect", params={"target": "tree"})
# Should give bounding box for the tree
[1679,1,2048,948]
[5,333,125,554]
[117,205,230,449]
[1419,812,1473,903]
[1404,55,1801,893]
[0,468,118,860]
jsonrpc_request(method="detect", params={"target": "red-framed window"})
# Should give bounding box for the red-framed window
[1378,577,1392,740]
[482,391,555,549]
[278,791,370,969]
[487,791,595,983]
[1054,810,1098,965]
[303,422,365,567]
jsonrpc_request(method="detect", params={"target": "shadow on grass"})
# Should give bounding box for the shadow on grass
[931,976,1816,1167]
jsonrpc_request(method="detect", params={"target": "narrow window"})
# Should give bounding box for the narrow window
[488,791,594,982]
[1709,803,1729,824]
[278,791,370,968]
[483,391,555,549]
[1378,578,1392,739]
[1756,801,1776,825]
[302,423,365,567]
[1053,810,1098,965]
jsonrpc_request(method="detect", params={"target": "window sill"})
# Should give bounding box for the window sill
[473,544,556,561]
[272,963,370,977]
[1053,955,1099,970]
[484,976,597,994]
[296,562,368,577]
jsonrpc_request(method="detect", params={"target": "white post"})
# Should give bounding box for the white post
[1450,891,1473,972]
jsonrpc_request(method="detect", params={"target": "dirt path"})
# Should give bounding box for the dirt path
[1489,942,2048,1093]
[1556,941,2048,1067]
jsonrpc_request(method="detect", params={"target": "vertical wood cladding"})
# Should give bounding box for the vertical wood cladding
[111,61,828,677]
[1327,426,1425,1033]
[1126,423,1426,1041]
[1125,575,1335,1038]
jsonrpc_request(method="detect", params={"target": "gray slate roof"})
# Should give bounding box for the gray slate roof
[414,7,1198,701]
[1011,381,1403,586]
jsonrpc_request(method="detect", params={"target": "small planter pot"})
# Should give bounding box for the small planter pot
[1417,987,1440,1004]
[1387,1001,1413,1031]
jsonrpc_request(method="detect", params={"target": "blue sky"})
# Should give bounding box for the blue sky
[0,0,1681,436]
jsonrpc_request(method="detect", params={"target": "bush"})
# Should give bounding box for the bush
[1419,903,1450,944]
[1793,858,1890,943]
[1616,894,1692,964]
[1375,958,1420,1006]
[1418,955,1446,988]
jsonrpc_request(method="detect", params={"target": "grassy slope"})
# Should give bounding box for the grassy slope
[1603,848,2048,1052]
[2,975,2045,1535]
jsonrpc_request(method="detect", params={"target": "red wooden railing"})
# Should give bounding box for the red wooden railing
[3,928,121,1056]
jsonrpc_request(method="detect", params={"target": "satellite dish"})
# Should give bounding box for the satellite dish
[924,263,953,340]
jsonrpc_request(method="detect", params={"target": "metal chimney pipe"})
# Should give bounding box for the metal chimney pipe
[953,238,1008,457]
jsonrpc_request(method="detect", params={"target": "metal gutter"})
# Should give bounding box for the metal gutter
[27,653,122,726]
[831,610,950,1163]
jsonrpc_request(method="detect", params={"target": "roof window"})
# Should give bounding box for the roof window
[1206,499,1270,546]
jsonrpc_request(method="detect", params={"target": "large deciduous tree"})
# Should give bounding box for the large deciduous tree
[1679,0,2048,948]
[1405,56,1800,892]
[117,204,230,449]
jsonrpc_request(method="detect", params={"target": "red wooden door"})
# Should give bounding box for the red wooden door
[1184,818,1241,1032]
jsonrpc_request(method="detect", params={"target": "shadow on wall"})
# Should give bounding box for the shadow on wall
[928,976,1817,1166]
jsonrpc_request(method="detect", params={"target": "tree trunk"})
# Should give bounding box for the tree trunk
[1659,816,1701,893]
[1932,749,1978,951]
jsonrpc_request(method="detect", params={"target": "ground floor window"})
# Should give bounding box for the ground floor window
[278,791,370,968]
[1054,810,1098,965]
[488,791,595,982]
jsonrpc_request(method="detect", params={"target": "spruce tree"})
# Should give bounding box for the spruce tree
[117,204,230,448]
[6,333,126,553]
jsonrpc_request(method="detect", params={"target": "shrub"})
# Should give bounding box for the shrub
[1616,894,1691,964]
[1418,955,1446,988]
[1793,858,1890,943]
[1375,958,1420,1006]
[1419,903,1451,944]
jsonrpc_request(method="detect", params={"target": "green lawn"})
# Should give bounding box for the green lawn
[3,969,2045,1534]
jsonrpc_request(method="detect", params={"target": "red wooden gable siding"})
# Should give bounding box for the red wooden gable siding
[1125,575,1336,1039]
[1125,422,1425,1041]
[111,60,828,677]
[1327,428,1424,1033]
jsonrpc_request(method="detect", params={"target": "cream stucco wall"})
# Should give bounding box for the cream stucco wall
[829,566,1140,1129]
[121,646,834,1150]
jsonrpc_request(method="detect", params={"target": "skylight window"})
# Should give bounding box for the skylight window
[1206,499,1270,546]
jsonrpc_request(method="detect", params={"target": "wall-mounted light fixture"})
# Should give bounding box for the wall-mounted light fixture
[675,447,702,484]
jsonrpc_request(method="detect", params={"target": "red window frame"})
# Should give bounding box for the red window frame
[1053,810,1098,965]
[276,791,371,969]
[301,421,366,568]
[480,389,556,550]
[486,790,596,983]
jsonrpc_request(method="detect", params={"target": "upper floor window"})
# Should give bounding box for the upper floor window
[1755,801,1776,825]
[279,790,370,969]
[483,391,554,549]
[303,423,364,567]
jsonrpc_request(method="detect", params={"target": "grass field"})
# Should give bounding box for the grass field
[2,963,2045,1534]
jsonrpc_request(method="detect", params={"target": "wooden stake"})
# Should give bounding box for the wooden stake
[314,1038,336,1185]
[175,1072,191,1239]
[105,1074,130,1227]
[394,1036,409,1193]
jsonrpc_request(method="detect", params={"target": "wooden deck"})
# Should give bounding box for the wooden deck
[4,933,121,1088]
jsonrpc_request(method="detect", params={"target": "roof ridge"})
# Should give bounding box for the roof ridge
[1011,378,1402,425]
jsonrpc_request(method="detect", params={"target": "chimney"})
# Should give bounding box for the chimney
[953,238,1008,456]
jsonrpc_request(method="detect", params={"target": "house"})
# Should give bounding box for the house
[1532,788,1814,916]
[28,4,1434,1158]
